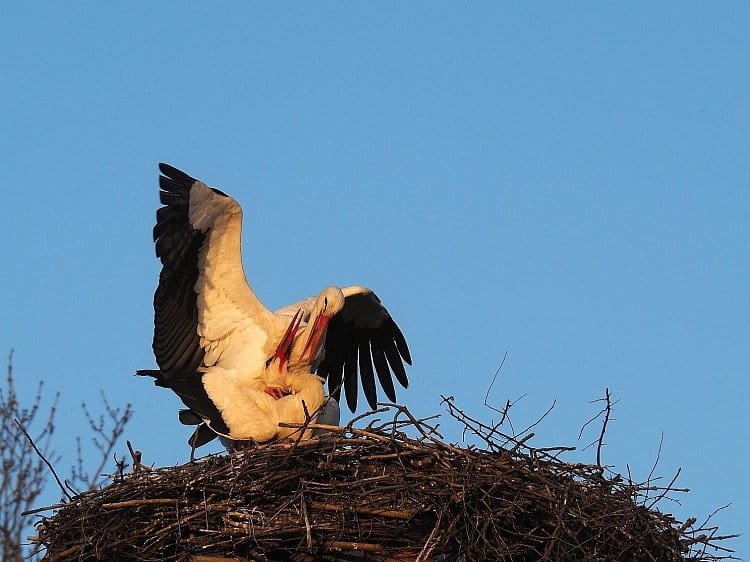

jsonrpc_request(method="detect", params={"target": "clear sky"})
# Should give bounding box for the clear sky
[2,3,747,556]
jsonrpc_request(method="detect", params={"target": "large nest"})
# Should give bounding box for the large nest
[32,401,732,561]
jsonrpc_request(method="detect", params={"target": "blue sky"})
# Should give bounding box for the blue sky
[2,3,747,556]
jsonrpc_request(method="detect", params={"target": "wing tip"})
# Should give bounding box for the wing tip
[158,163,197,187]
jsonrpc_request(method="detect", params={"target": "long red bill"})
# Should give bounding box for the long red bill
[300,313,330,362]
[273,309,303,371]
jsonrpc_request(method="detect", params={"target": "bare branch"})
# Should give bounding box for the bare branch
[578,388,617,468]
[483,349,509,409]
[13,420,71,501]
[0,351,61,561]
[70,393,133,490]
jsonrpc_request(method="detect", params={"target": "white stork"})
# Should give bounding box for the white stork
[138,164,412,448]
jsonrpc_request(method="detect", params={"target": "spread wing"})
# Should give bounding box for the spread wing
[316,287,412,412]
[149,163,273,431]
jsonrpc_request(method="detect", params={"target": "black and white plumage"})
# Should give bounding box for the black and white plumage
[138,164,411,448]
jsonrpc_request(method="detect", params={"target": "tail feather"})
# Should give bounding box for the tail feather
[179,409,203,425]
[135,369,169,387]
[188,423,218,448]
[136,368,231,438]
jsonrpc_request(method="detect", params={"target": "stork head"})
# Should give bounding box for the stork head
[316,286,346,317]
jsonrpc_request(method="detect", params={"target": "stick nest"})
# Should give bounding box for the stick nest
[32,402,732,561]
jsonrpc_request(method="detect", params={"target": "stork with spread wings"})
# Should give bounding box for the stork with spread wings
[138,164,411,448]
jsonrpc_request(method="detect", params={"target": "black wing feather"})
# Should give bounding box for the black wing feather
[371,345,397,403]
[152,164,203,375]
[391,320,412,365]
[382,337,409,389]
[317,290,411,412]
[143,163,231,437]
[358,339,377,409]
[343,338,359,411]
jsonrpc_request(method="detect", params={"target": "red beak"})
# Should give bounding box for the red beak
[273,309,303,371]
[300,313,330,362]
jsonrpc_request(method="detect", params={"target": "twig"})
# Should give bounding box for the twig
[596,388,612,467]
[513,399,557,440]
[127,440,142,474]
[647,468,682,509]
[318,540,384,552]
[300,494,312,549]
[102,498,180,509]
[578,388,616,468]
[309,501,418,520]
[645,432,664,503]
[21,502,69,516]
[483,349,509,408]
[14,419,72,501]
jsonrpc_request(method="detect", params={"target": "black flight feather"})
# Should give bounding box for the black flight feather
[317,290,411,413]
